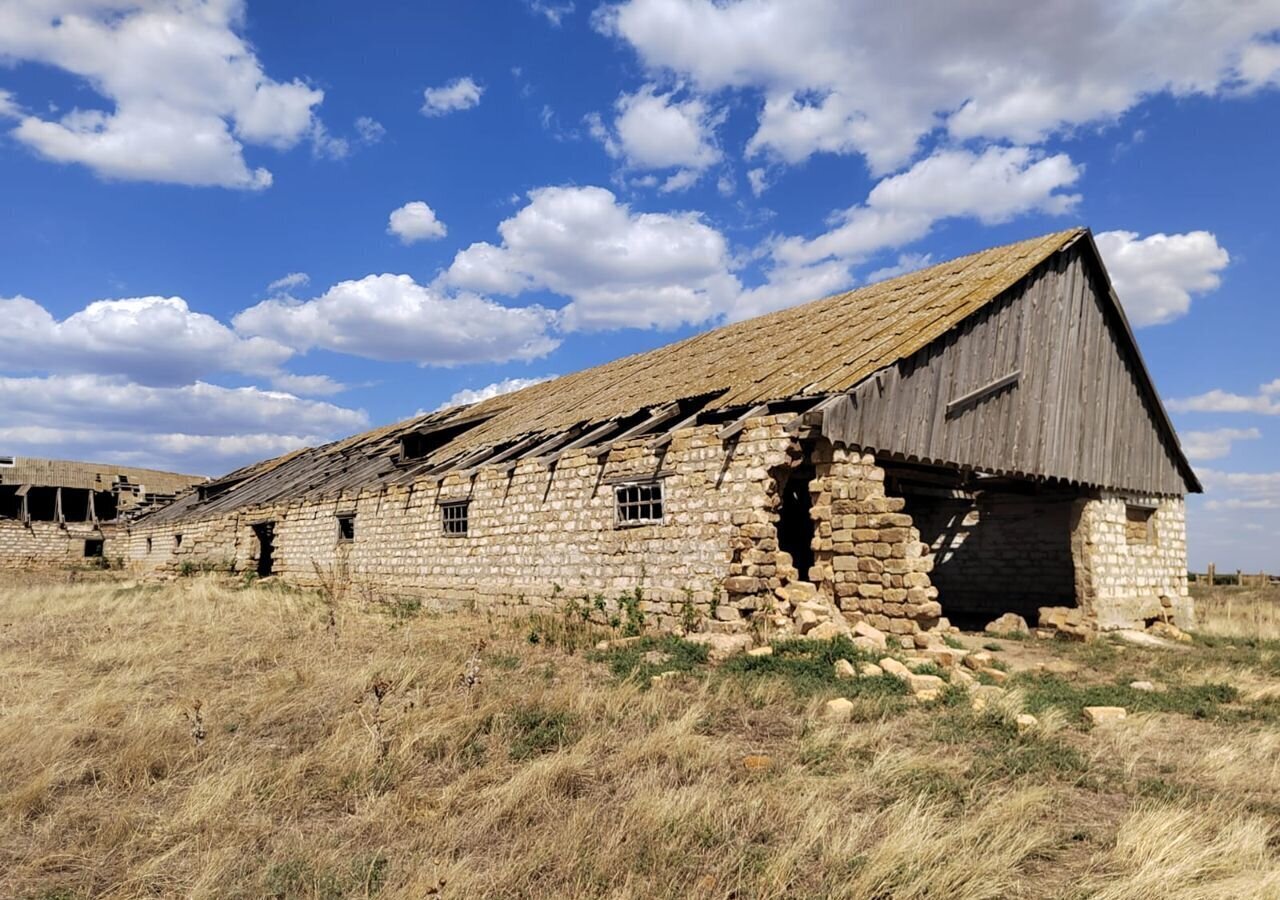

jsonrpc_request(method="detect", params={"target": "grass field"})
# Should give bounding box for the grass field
[2,573,1280,899]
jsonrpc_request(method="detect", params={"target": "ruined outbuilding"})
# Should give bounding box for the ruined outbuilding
[0,457,206,566]
[127,229,1201,634]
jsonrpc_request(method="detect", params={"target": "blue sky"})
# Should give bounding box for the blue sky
[1,1,1278,569]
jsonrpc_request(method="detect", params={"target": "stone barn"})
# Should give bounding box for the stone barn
[0,457,206,567]
[126,228,1200,636]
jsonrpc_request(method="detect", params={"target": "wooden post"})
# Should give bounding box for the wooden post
[1237,569,1243,587]
[1207,562,1216,586]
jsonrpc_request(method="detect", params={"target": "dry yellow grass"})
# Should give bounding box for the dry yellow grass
[1193,583,1280,640]
[2,573,1280,899]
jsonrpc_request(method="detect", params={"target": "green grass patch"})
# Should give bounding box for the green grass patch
[933,707,1086,780]
[1016,673,1239,721]
[720,637,908,700]
[262,854,388,899]
[508,706,578,760]
[589,635,708,683]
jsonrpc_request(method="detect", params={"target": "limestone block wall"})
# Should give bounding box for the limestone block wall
[722,441,942,636]
[908,494,1077,623]
[1071,494,1191,629]
[126,418,798,631]
[822,447,941,634]
[0,520,121,568]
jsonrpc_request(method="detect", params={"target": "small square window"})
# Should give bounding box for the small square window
[442,500,469,536]
[337,514,356,542]
[1125,504,1156,545]
[84,539,104,558]
[615,481,664,526]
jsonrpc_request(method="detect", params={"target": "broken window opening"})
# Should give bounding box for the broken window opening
[61,488,91,523]
[1125,504,1157,545]
[174,533,183,550]
[441,501,469,536]
[84,539,104,558]
[777,460,816,581]
[336,514,355,543]
[615,482,664,526]
[146,537,152,554]
[253,521,275,576]
[0,486,22,520]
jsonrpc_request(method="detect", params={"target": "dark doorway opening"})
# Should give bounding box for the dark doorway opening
[253,521,275,577]
[778,461,816,581]
[84,539,104,558]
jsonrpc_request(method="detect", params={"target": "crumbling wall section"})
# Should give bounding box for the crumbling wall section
[1070,494,1191,629]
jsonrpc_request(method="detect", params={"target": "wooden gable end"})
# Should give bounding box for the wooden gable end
[822,240,1196,496]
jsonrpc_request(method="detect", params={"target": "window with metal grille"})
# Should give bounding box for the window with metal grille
[337,514,355,542]
[442,501,469,536]
[615,481,664,526]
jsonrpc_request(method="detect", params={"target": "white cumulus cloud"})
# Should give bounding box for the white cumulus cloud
[1094,230,1230,327]
[438,375,557,410]
[421,77,484,116]
[0,374,368,475]
[0,294,294,385]
[388,201,448,244]
[445,185,742,331]
[1170,380,1280,416]
[1182,428,1262,462]
[234,274,559,366]
[597,0,1280,173]
[772,146,1081,268]
[590,84,723,188]
[0,0,326,188]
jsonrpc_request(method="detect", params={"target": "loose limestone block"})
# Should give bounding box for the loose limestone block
[833,658,857,680]
[823,697,855,723]
[907,673,946,694]
[984,613,1031,636]
[859,662,884,677]
[853,621,888,649]
[746,646,773,658]
[809,621,845,641]
[879,658,911,681]
[1129,681,1157,692]
[687,632,754,662]
[963,651,994,671]
[1015,714,1038,733]
[1083,706,1127,726]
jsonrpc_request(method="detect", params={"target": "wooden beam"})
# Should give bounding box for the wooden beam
[541,420,621,467]
[645,406,706,450]
[717,403,770,441]
[457,432,545,476]
[586,403,681,459]
[783,394,843,435]
[500,426,586,475]
[945,370,1021,418]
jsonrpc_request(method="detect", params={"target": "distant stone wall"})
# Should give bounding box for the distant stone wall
[908,494,1077,624]
[0,520,121,568]
[1071,494,1191,629]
